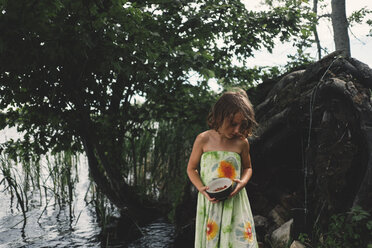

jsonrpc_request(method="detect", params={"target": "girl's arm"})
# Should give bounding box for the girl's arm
[187,133,218,203]
[229,138,253,197]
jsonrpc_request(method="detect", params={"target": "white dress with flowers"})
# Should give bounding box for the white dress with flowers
[194,151,258,248]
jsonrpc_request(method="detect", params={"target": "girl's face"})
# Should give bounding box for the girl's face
[218,112,245,139]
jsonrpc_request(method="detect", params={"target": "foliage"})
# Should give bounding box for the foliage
[318,206,372,248]
[348,7,372,27]
[298,206,372,248]
[0,0,312,152]
[368,19,372,36]
[297,233,311,247]
[257,0,317,74]
[0,0,309,209]
[348,7,372,37]
[365,16,372,37]
[265,0,372,64]
[285,52,314,72]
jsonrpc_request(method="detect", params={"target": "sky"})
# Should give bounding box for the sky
[207,0,372,92]
[241,0,372,67]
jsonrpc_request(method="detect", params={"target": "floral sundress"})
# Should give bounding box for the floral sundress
[194,151,258,248]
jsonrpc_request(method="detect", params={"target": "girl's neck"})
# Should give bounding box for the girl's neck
[215,129,232,142]
[204,129,241,154]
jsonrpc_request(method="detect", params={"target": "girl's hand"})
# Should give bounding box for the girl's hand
[229,179,247,198]
[199,186,219,203]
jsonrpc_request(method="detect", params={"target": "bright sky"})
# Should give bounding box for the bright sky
[240,0,372,67]
[207,0,372,92]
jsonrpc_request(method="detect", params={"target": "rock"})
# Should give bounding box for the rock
[268,205,288,227]
[254,215,269,228]
[254,215,269,242]
[271,219,293,248]
[290,240,306,248]
[247,52,372,239]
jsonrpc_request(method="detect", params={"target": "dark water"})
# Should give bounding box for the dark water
[128,219,175,248]
[0,129,175,248]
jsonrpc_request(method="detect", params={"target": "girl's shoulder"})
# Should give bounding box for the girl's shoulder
[192,131,212,153]
[238,136,250,145]
[196,130,214,143]
[237,137,250,153]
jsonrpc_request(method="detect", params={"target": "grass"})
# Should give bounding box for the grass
[0,151,81,230]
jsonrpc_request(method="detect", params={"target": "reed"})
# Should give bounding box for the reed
[120,119,201,220]
[0,150,81,230]
[1,116,204,236]
[0,155,28,229]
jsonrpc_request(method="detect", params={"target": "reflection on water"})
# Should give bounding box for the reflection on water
[0,158,176,248]
[0,155,101,248]
[0,128,175,248]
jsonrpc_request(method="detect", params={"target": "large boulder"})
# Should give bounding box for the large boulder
[248,51,372,236]
[270,219,293,248]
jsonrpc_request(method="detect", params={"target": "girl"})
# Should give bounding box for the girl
[187,89,259,248]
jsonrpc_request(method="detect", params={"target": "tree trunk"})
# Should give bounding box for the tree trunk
[74,105,163,226]
[313,0,322,60]
[331,0,350,56]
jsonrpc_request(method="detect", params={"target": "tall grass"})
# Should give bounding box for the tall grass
[0,118,204,236]
[0,155,28,229]
[0,150,81,230]
[120,120,203,221]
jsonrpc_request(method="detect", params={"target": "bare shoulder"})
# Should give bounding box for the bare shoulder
[239,137,250,153]
[189,131,211,164]
[194,130,214,151]
[195,130,211,145]
[196,130,211,143]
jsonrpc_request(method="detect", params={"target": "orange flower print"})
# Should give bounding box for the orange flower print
[244,221,253,242]
[235,220,255,243]
[218,160,236,179]
[206,219,219,240]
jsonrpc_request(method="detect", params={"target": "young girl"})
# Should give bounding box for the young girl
[187,89,259,248]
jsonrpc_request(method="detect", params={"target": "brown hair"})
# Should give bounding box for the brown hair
[207,88,257,137]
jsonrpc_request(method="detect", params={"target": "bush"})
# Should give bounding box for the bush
[298,206,372,248]
[317,206,372,248]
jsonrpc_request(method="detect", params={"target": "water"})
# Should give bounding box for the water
[128,219,175,248]
[0,128,175,248]
[0,154,101,248]
[0,158,175,248]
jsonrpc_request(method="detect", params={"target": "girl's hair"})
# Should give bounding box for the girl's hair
[207,88,257,137]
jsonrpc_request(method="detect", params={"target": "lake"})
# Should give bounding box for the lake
[0,128,175,248]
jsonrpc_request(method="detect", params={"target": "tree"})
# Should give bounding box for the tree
[312,0,322,60]
[331,0,350,56]
[0,0,307,215]
[263,0,372,64]
[311,0,372,59]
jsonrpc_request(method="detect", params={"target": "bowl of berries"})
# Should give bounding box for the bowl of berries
[206,177,233,201]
